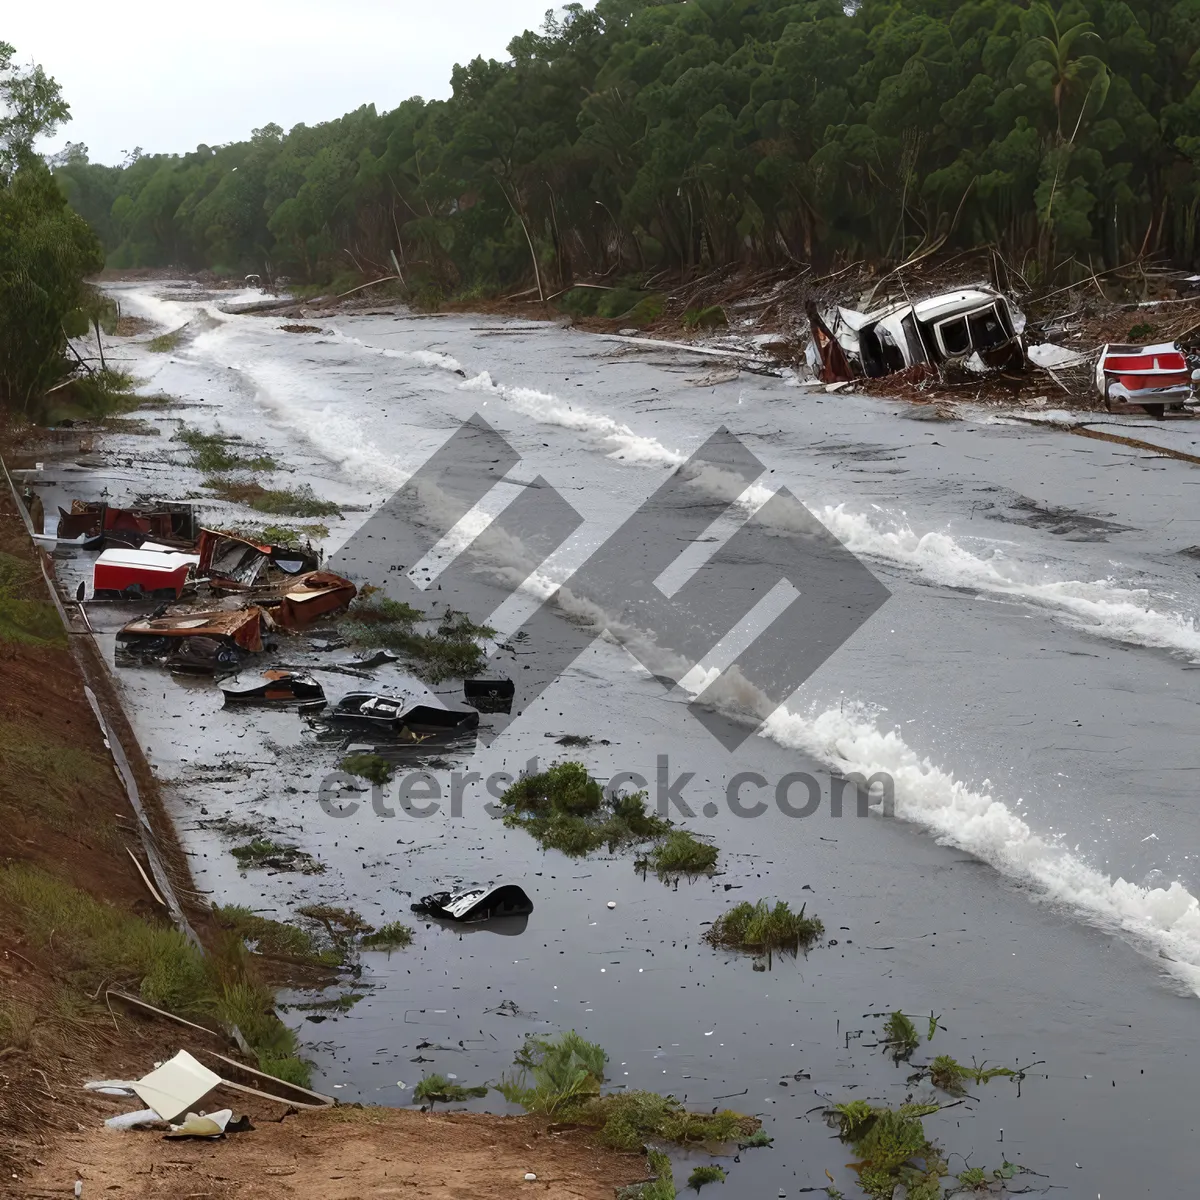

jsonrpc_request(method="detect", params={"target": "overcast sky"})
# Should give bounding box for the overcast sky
[6,1,580,165]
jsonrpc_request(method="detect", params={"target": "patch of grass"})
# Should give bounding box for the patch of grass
[0,999,38,1050]
[829,1101,944,1200]
[340,752,393,785]
[202,477,338,516]
[230,838,325,874]
[147,329,185,352]
[928,1054,1017,1096]
[637,829,718,877]
[498,1030,608,1116]
[703,899,822,958]
[1128,322,1159,340]
[360,921,414,949]
[412,1072,489,1105]
[627,294,665,326]
[0,551,66,648]
[617,1149,676,1200]
[0,720,109,829]
[0,865,309,1085]
[212,904,340,966]
[883,1011,921,1062]
[231,522,330,546]
[682,306,727,331]
[741,1128,772,1148]
[687,1165,726,1190]
[53,368,143,420]
[176,425,276,472]
[956,1166,988,1191]
[583,1091,759,1152]
[500,762,671,858]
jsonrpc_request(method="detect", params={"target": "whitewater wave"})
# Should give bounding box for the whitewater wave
[763,700,1200,994]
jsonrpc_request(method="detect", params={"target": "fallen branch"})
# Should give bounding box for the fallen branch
[335,275,400,299]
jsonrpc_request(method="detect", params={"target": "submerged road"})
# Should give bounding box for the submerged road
[69,281,1200,1196]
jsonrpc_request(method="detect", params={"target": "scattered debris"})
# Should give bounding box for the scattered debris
[411,884,534,923]
[220,670,325,706]
[116,607,270,669]
[230,838,325,874]
[327,692,480,738]
[882,1012,921,1062]
[131,1050,222,1122]
[165,1108,234,1138]
[197,528,319,590]
[464,676,515,714]
[91,546,199,601]
[56,499,198,549]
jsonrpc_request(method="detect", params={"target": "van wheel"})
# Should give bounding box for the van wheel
[1145,403,1166,420]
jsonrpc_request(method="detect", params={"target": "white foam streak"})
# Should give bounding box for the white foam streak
[460,371,684,465]
[763,701,1200,994]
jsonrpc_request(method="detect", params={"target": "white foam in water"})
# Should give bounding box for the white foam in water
[460,371,685,466]
[761,700,1200,995]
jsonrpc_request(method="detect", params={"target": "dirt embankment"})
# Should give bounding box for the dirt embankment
[0,447,650,1198]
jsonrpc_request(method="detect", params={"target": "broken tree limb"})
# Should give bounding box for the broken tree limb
[125,846,166,907]
[335,275,400,299]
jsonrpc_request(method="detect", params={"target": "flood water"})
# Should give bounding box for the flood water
[39,281,1200,1196]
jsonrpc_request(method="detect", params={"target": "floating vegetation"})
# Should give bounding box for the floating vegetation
[928,1055,1018,1096]
[230,837,325,874]
[203,477,340,517]
[741,1128,772,1149]
[499,1031,758,1150]
[829,1101,945,1200]
[688,1164,727,1190]
[556,733,595,747]
[500,761,671,857]
[338,592,492,682]
[175,425,276,472]
[703,899,822,960]
[360,921,414,950]
[340,752,393,785]
[231,522,330,545]
[295,903,374,952]
[883,1011,921,1062]
[279,323,323,333]
[637,829,718,878]
[412,1072,489,1106]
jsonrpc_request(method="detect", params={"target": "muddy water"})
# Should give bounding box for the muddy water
[40,281,1200,1195]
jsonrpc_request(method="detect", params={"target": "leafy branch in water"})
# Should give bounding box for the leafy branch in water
[412,1072,488,1106]
[883,1011,921,1062]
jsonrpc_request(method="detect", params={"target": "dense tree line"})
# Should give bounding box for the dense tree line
[1,43,105,416]
[53,0,1200,298]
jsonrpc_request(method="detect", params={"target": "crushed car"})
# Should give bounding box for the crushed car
[197,529,320,591]
[324,692,480,738]
[807,285,1026,383]
[116,607,272,671]
[220,670,326,706]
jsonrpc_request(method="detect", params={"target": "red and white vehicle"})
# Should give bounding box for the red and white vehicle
[1095,342,1199,417]
[92,546,201,601]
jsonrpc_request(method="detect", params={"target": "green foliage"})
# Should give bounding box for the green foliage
[202,477,338,516]
[0,864,311,1087]
[175,425,276,472]
[741,1128,772,1148]
[147,328,184,352]
[682,306,727,331]
[412,1072,489,1105]
[212,904,327,962]
[703,899,823,956]
[883,1012,921,1061]
[0,551,64,648]
[45,2,1200,299]
[498,1030,608,1116]
[831,1101,944,1200]
[928,1054,1017,1095]
[338,593,491,682]
[637,829,718,877]
[687,1165,726,1190]
[624,1149,676,1200]
[230,837,325,874]
[500,762,672,857]
[340,752,392,785]
[360,921,414,949]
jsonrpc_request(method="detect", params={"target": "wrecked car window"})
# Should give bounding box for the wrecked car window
[968,307,1007,350]
[937,317,970,356]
